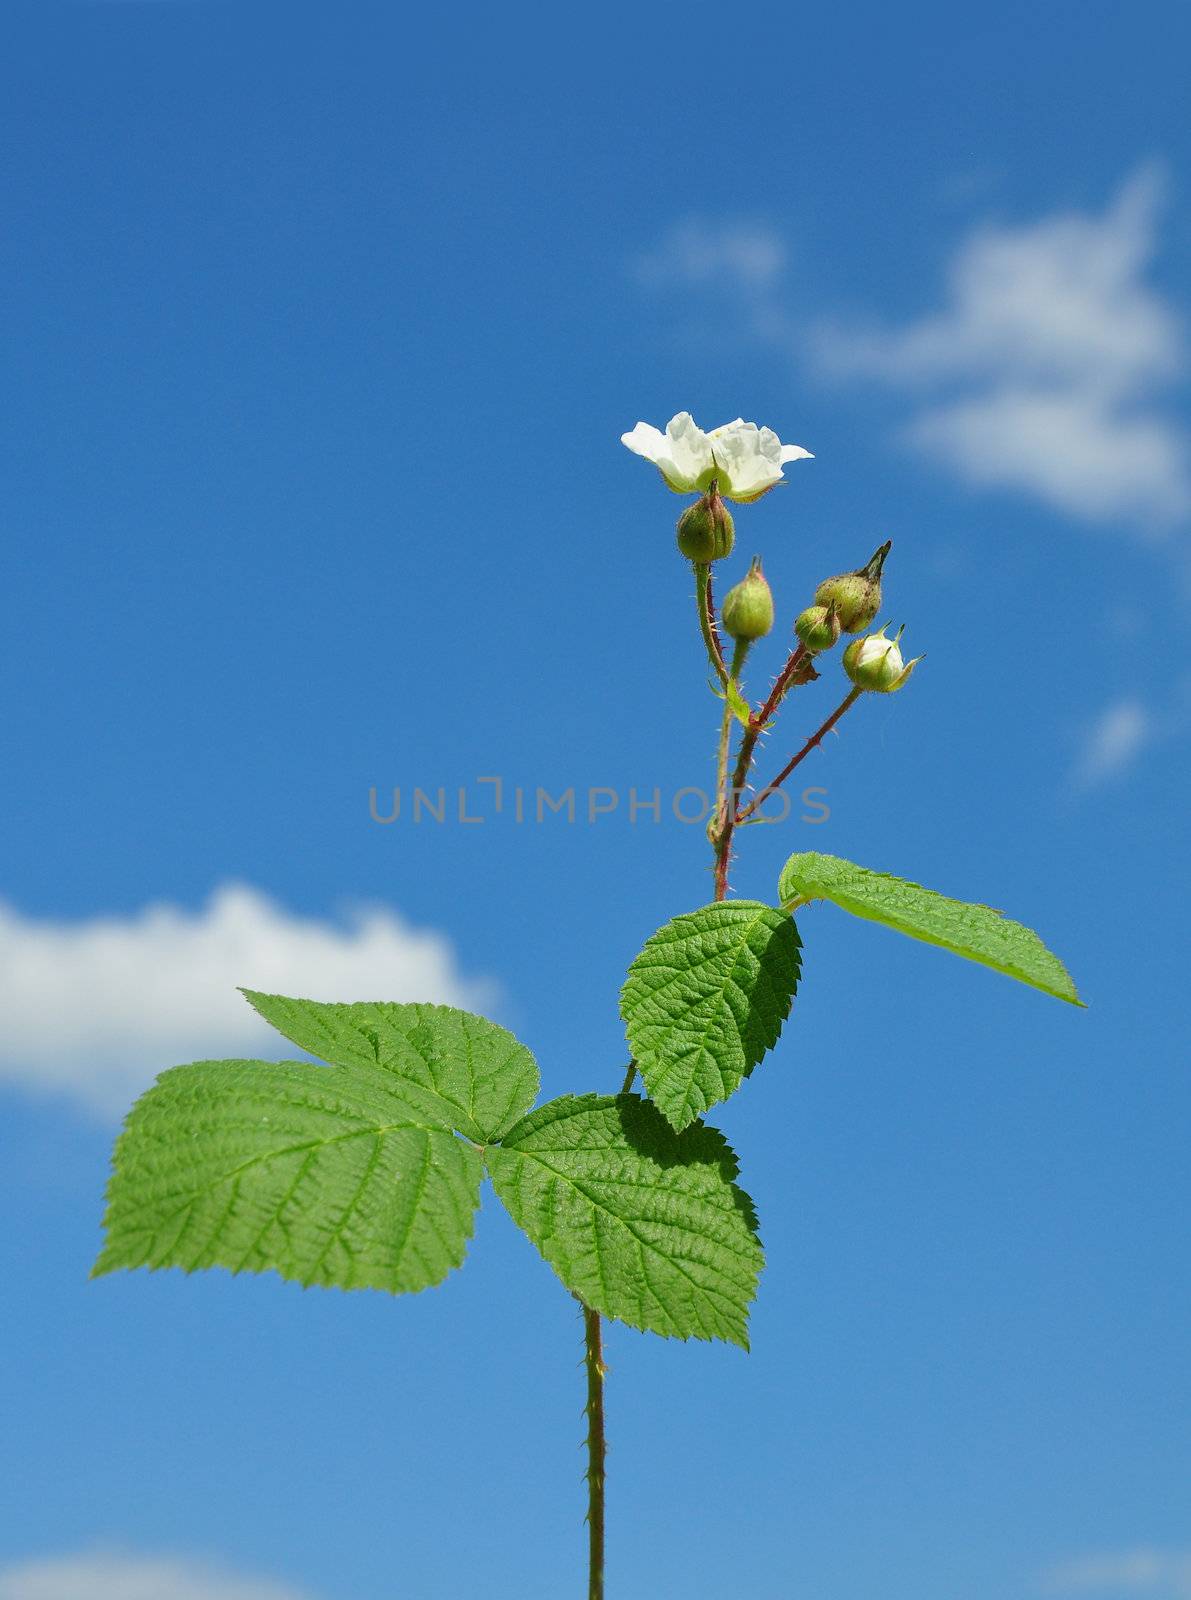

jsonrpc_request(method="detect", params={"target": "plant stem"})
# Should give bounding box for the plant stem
[756,640,813,726]
[695,563,729,689]
[578,1058,636,1596]
[581,600,809,1595]
[711,638,750,888]
[737,687,863,823]
[583,1303,607,1600]
[714,717,757,903]
[713,642,816,899]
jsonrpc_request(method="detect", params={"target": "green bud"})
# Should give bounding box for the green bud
[676,482,735,563]
[721,557,775,641]
[794,602,842,653]
[842,624,923,693]
[814,540,891,633]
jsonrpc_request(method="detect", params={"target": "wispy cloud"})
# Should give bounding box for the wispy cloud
[634,176,1189,531]
[1072,675,1191,787]
[816,166,1190,529]
[0,1550,312,1600]
[0,885,494,1116]
[1042,1547,1191,1597]
[634,218,786,293]
[1074,696,1156,787]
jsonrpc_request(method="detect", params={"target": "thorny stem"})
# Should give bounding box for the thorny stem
[579,1060,634,1596]
[712,639,750,876]
[580,609,842,1596]
[583,622,746,1589]
[737,686,863,823]
[582,1304,607,1600]
[695,563,729,689]
[713,641,815,900]
[757,640,814,726]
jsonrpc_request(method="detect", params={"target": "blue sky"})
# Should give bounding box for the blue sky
[2,3,1189,1597]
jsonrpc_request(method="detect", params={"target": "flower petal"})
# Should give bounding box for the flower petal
[621,422,668,465]
[891,655,924,692]
[621,419,699,492]
[709,421,781,500]
[622,413,812,498]
[660,412,713,492]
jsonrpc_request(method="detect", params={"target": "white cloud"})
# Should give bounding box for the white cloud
[908,387,1189,525]
[1042,1547,1191,1597]
[0,1550,312,1600]
[1074,696,1155,787]
[816,166,1191,529]
[0,884,494,1116]
[634,218,786,292]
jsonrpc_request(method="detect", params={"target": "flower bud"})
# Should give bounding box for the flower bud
[814,540,891,633]
[676,482,735,563]
[842,624,923,693]
[794,602,842,653]
[721,557,774,641]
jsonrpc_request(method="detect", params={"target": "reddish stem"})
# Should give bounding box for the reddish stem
[755,641,812,727]
[737,687,863,823]
[705,567,727,676]
[712,642,816,898]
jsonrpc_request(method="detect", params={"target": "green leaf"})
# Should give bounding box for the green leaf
[487,1094,763,1347]
[715,676,753,728]
[778,851,1082,1005]
[93,1058,484,1294]
[620,900,801,1131]
[240,993,539,1142]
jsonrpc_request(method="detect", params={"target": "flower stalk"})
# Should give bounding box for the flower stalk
[695,564,729,689]
[712,639,751,883]
[737,686,863,823]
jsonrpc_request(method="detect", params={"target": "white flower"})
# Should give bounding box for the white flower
[620,412,813,503]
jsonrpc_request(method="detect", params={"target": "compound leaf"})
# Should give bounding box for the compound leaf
[487,1093,763,1348]
[93,1058,483,1294]
[620,900,801,1131]
[241,992,539,1142]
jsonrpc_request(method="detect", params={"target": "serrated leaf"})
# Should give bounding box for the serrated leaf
[778,851,1082,1005]
[487,1093,762,1347]
[241,993,538,1142]
[93,1059,484,1294]
[620,900,801,1131]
